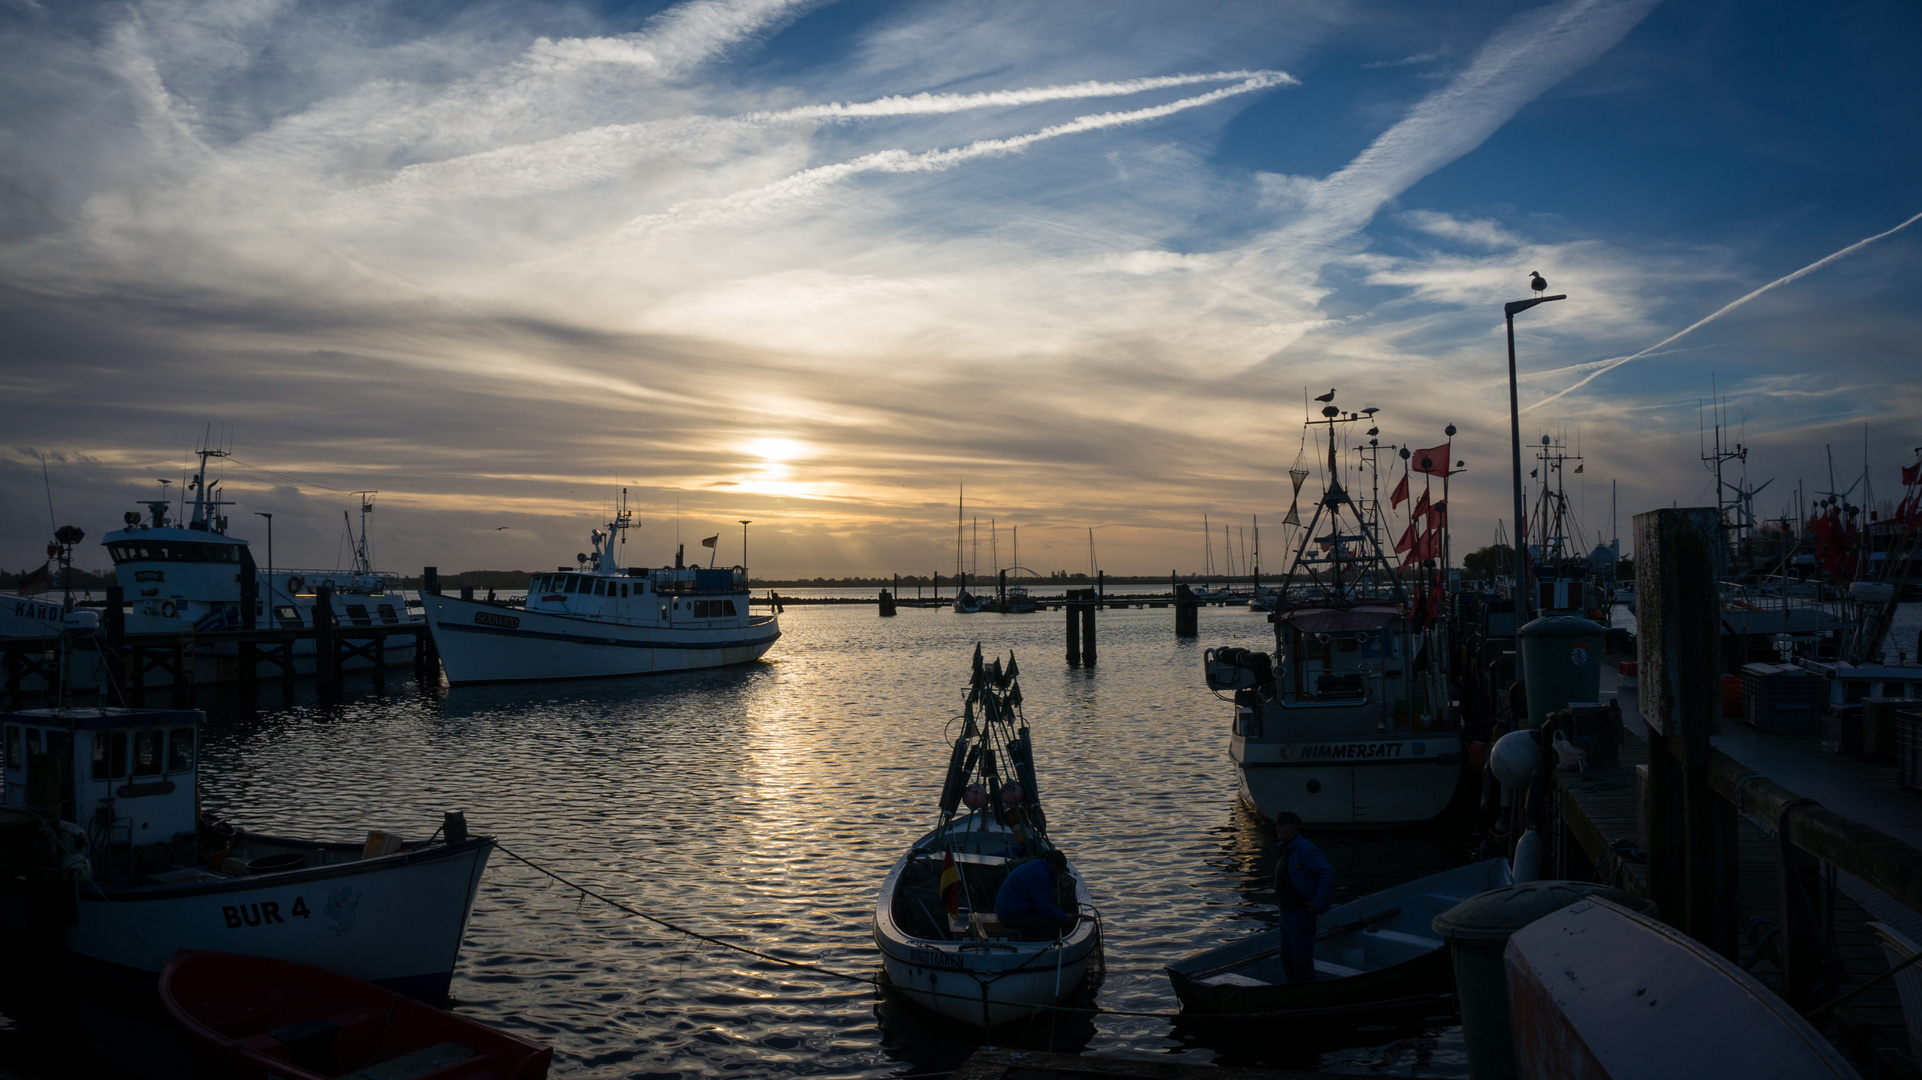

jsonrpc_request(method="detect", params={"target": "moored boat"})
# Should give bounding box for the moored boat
[873,647,1100,1027]
[1166,857,1511,1016]
[1203,393,1464,827]
[1506,895,1858,1078]
[161,950,552,1080]
[418,496,779,685]
[0,707,492,1001]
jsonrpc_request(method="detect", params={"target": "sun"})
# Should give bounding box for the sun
[745,438,807,465]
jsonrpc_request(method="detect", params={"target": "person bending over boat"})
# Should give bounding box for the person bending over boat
[1273,812,1335,983]
[995,850,1080,939]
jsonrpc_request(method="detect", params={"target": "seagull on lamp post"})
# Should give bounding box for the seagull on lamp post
[1529,271,1548,296]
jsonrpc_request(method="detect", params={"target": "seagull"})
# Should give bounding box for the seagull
[1529,271,1548,296]
[1314,388,1336,402]
[495,527,511,530]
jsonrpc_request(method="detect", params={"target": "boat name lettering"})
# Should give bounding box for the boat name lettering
[221,896,311,929]
[908,947,963,970]
[134,570,165,582]
[1298,742,1405,760]
[474,611,520,630]
[13,601,62,622]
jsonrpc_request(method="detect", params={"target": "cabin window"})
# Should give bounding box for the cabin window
[378,604,398,623]
[1335,636,1360,653]
[619,584,628,598]
[3,725,17,770]
[132,731,163,777]
[345,604,372,626]
[594,580,608,596]
[724,599,738,616]
[168,728,195,773]
[91,732,128,780]
[564,576,580,593]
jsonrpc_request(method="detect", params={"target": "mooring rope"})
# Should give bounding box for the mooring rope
[490,841,1353,1022]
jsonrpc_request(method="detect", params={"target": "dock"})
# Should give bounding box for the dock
[1546,508,1922,1074]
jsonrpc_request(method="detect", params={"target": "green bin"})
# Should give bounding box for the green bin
[1517,615,1604,727]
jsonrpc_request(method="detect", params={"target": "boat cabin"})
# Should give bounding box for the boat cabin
[3,708,202,878]
[523,566,751,627]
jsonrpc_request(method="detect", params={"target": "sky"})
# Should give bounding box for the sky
[2,0,1918,579]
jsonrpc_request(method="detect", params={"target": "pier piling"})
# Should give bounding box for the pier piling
[1065,593,1082,667]
[1081,597,1097,666]
[314,586,336,699]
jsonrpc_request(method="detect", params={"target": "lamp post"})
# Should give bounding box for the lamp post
[1505,293,1566,620]
[738,521,751,583]
[254,512,274,599]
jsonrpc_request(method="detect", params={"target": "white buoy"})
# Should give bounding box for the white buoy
[1512,828,1544,883]
[1490,729,1540,789]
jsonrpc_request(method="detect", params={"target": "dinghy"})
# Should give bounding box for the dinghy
[873,647,1100,1028]
[1166,857,1512,1016]
[161,950,552,1080]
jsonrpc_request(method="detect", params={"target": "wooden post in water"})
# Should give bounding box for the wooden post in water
[1081,594,1097,666]
[423,566,440,596]
[104,586,126,701]
[1174,576,1199,638]
[171,638,189,708]
[314,586,336,699]
[1635,507,1737,957]
[238,574,257,698]
[1065,593,1082,667]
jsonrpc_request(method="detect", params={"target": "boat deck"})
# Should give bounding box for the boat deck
[1553,662,1917,1070]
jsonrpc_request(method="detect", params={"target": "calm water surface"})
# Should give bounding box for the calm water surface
[22,598,1483,1077]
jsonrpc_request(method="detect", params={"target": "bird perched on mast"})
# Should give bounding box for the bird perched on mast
[1314,388,1336,403]
[1529,271,1548,296]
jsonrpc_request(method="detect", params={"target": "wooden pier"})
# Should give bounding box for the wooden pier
[1544,508,1921,1074]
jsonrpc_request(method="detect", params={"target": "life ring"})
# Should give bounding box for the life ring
[288,575,305,594]
[160,600,178,619]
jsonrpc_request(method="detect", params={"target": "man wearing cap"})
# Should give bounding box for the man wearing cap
[1273,811,1335,983]
[994,850,1079,939]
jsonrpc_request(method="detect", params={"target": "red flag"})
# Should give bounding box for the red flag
[1414,487,1432,521]
[1424,528,1443,561]
[1428,499,1447,532]
[1390,473,1409,508]
[16,563,49,597]
[1413,443,1450,478]
[700,534,720,549]
[1904,462,1921,486]
[1395,521,1417,554]
[940,849,961,919]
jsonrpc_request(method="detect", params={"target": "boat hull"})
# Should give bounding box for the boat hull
[1167,857,1511,1017]
[873,826,1099,1028]
[418,594,779,685]
[59,835,493,1001]
[1233,731,1464,827]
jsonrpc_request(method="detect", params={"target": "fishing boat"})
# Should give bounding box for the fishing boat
[100,444,420,679]
[418,495,779,685]
[873,647,1101,1028]
[0,707,493,1000]
[1165,857,1511,1016]
[1203,393,1465,827]
[1506,895,1858,1078]
[162,950,552,1080]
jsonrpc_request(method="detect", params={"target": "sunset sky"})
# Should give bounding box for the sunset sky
[3,0,1918,579]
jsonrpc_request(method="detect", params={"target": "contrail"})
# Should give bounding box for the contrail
[610,73,1291,239]
[1524,210,1922,413]
[742,70,1294,123]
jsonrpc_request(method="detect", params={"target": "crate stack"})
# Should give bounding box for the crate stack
[1739,662,1827,734]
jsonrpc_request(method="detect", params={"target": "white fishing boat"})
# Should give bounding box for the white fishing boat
[873,648,1101,1027]
[1203,394,1464,827]
[417,498,779,685]
[100,444,420,679]
[0,706,492,1000]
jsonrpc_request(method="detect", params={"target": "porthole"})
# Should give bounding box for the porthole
[1306,779,1322,794]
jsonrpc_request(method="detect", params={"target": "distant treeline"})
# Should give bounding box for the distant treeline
[1,567,115,590]
[396,570,1275,589]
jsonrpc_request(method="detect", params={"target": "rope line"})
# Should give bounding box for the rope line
[490,841,1358,1022]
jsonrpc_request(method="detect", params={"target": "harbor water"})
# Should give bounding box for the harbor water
[2,594,1477,1077]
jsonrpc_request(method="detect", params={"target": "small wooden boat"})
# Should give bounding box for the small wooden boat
[160,950,552,1080]
[1507,896,1857,1078]
[873,647,1100,1028]
[1166,857,1512,1016]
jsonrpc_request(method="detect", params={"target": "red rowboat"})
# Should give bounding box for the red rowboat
[160,951,552,1080]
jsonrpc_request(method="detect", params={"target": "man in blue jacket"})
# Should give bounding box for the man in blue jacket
[994,850,1078,939]
[1274,811,1335,983]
